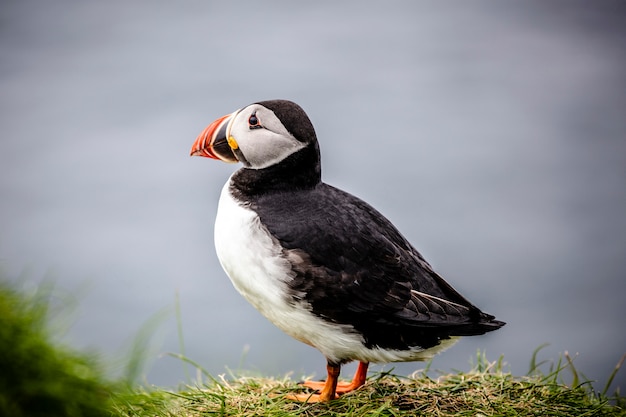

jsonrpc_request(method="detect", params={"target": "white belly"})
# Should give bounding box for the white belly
[213,178,459,364]
[213,180,294,322]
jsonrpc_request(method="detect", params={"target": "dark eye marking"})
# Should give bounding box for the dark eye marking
[248,112,262,129]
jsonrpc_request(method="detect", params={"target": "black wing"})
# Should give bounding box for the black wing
[252,183,504,350]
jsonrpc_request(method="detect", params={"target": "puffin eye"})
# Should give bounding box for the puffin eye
[248,113,262,129]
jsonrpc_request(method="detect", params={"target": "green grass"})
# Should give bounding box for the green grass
[1,278,625,417]
[0,279,113,417]
[110,353,626,417]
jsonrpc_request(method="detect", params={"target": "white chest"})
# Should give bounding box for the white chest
[213,181,292,320]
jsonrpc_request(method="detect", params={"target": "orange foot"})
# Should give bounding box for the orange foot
[284,392,338,403]
[302,380,361,394]
[286,361,369,402]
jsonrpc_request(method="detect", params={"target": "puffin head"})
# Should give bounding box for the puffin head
[191,100,318,170]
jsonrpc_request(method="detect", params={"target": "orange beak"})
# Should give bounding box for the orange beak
[190,112,239,163]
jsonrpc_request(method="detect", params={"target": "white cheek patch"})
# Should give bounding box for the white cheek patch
[246,131,306,169]
[229,106,306,169]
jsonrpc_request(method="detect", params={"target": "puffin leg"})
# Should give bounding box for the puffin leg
[302,361,369,394]
[338,361,368,393]
[285,362,340,402]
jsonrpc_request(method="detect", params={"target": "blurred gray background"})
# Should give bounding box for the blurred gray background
[1,1,625,392]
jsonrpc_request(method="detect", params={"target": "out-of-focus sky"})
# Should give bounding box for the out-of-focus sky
[1,1,625,391]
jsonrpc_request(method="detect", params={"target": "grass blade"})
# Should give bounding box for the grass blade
[602,352,626,397]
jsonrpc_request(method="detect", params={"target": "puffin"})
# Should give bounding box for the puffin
[190,99,504,402]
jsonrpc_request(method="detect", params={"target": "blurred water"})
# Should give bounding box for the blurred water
[1,1,625,391]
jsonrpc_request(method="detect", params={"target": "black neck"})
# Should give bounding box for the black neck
[230,143,321,198]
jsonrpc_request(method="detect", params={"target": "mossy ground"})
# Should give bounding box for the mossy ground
[2,279,624,417]
[111,365,626,417]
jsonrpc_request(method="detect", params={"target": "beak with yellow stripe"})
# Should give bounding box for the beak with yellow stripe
[190,110,241,163]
